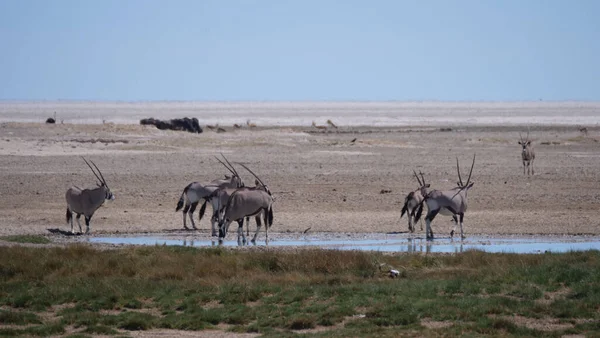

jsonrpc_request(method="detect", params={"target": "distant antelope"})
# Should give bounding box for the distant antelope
[326,119,338,129]
[414,155,476,240]
[65,157,115,234]
[518,131,535,175]
[175,154,244,234]
[579,127,588,136]
[216,127,226,133]
[233,123,242,129]
[206,124,218,131]
[312,121,327,130]
[218,163,274,245]
[400,172,430,233]
[247,119,257,128]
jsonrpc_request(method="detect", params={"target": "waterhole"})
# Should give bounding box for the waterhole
[88,234,600,254]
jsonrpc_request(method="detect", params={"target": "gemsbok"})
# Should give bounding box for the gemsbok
[414,155,476,240]
[518,131,535,175]
[210,179,264,244]
[218,163,274,245]
[65,157,115,234]
[312,121,328,130]
[175,154,244,234]
[400,172,429,233]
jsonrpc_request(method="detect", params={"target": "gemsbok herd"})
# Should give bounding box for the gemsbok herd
[65,132,536,243]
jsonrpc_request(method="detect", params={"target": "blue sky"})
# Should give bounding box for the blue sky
[0,0,599,101]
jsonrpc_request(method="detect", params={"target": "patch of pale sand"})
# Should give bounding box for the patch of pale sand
[536,285,572,305]
[313,150,380,156]
[420,318,454,329]
[490,315,575,332]
[99,307,163,318]
[3,123,600,243]
[127,329,259,337]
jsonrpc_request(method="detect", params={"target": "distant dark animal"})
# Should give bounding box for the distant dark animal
[233,124,242,129]
[46,112,57,124]
[217,127,226,133]
[140,117,202,133]
[580,127,588,136]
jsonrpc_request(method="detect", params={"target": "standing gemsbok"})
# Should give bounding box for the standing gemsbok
[218,163,274,245]
[414,155,476,240]
[400,172,430,233]
[175,154,244,234]
[65,157,115,234]
[519,131,535,175]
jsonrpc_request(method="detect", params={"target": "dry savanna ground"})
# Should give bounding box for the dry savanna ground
[1,122,599,239]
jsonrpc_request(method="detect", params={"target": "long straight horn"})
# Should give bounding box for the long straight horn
[465,153,476,185]
[526,128,530,142]
[81,157,103,185]
[89,160,108,186]
[221,153,240,177]
[412,170,422,186]
[236,162,266,187]
[419,171,426,186]
[519,132,523,144]
[214,156,236,176]
[456,157,463,186]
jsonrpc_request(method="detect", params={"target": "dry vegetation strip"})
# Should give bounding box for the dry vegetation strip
[0,245,599,337]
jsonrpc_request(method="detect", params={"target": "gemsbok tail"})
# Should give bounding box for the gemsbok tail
[267,205,274,228]
[400,192,414,218]
[175,183,192,211]
[198,199,208,221]
[66,208,72,224]
[414,203,424,224]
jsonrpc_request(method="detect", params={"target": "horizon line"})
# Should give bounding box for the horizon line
[1,99,599,104]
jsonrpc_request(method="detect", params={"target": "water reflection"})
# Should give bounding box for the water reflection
[88,235,600,254]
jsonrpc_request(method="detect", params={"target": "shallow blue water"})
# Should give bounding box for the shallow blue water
[88,235,600,254]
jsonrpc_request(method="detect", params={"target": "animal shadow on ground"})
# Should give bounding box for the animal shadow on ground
[47,228,81,236]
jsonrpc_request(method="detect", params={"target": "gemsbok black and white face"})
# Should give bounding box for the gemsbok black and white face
[104,184,115,201]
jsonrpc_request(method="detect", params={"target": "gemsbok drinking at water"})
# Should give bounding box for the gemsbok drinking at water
[518,131,535,175]
[414,155,476,240]
[218,163,274,245]
[65,157,115,234]
[175,154,244,234]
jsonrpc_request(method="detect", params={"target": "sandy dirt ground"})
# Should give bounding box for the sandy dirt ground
[1,121,599,243]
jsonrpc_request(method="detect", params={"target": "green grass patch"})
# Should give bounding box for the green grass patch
[0,245,598,336]
[0,235,51,244]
